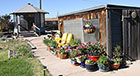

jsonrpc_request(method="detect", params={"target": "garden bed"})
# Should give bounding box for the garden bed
[0,39,51,76]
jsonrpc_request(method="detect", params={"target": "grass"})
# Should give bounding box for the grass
[0,39,51,76]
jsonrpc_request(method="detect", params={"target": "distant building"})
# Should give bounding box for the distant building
[45,18,58,30]
[12,3,49,35]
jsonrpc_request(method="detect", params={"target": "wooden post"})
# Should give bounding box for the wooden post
[106,9,112,57]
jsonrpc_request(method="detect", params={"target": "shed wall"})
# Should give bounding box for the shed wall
[58,9,107,48]
[109,10,122,55]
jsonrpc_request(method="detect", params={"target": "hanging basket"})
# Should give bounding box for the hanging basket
[84,29,96,34]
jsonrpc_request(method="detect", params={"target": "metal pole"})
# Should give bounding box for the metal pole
[40,0,42,9]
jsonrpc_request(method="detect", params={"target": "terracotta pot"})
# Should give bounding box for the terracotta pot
[58,53,68,59]
[111,63,120,70]
[47,46,51,52]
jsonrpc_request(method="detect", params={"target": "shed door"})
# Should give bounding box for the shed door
[122,10,140,60]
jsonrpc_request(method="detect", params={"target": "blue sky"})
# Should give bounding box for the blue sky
[0,0,140,18]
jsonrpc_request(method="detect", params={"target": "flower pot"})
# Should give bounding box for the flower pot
[84,29,96,34]
[88,56,100,62]
[110,63,120,70]
[80,62,86,68]
[58,53,67,59]
[71,59,79,66]
[85,64,98,72]
[47,47,51,52]
[98,64,110,72]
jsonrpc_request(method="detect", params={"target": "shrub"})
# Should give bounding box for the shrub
[15,44,32,57]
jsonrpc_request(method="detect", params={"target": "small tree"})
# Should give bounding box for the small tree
[0,14,14,32]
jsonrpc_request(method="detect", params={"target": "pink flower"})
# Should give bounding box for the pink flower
[87,45,90,47]
[94,42,96,44]
[87,41,91,43]
[81,43,84,45]
[76,47,79,50]
[80,46,83,48]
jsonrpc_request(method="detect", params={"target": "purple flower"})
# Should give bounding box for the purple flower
[83,26,86,29]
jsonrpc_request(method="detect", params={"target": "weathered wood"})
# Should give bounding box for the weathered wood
[122,9,140,60]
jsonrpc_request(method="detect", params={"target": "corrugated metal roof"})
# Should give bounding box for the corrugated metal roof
[58,4,140,17]
[12,3,49,14]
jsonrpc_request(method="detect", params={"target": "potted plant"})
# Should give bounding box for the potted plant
[85,59,98,71]
[48,40,58,48]
[110,45,122,70]
[78,55,87,68]
[110,58,122,70]
[69,39,81,48]
[43,39,51,52]
[97,54,110,72]
[57,47,68,59]
[87,42,101,62]
[83,20,96,34]
[69,49,79,66]
[76,43,86,55]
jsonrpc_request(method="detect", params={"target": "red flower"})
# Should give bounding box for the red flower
[87,41,91,43]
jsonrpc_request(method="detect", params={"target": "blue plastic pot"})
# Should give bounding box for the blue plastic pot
[81,62,85,68]
[98,64,110,72]
[85,64,98,72]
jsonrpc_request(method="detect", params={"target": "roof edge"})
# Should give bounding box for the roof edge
[58,5,106,17]
[58,4,140,17]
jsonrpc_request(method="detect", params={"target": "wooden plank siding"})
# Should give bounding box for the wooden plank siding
[122,9,140,60]
[58,9,107,48]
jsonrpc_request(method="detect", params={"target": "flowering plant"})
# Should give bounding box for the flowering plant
[58,47,67,54]
[87,42,101,56]
[76,43,86,54]
[78,55,87,62]
[85,59,96,65]
[83,20,96,34]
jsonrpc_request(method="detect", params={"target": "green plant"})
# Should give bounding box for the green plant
[69,39,81,47]
[98,55,109,67]
[15,44,32,57]
[69,49,77,60]
[43,39,58,48]
[111,58,122,64]
[78,55,87,62]
[111,45,122,64]
[85,59,96,65]
[0,33,3,37]
[58,47,67,55]
[113,45,121,57]
[43,39,51,46]
[48,40,58,48]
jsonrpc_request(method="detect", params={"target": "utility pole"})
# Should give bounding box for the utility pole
[40,0,42,9]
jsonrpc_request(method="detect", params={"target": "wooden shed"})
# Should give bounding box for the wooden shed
[58,4,140,59]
